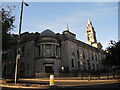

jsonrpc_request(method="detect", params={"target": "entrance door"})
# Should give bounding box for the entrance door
[45,66,53,73]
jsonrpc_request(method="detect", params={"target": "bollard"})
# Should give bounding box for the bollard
[98,75,100,80]
[88,75,91,81]
[81,75,83,80]
[107,75,109,79]
[113,74,115,79]
[50,75,55,86]
[98,76,100,80]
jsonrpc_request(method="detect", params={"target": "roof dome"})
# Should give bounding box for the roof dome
[40,29,56,38]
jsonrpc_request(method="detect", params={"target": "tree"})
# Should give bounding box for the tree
[1,5,15,50]
[102,40,120,67]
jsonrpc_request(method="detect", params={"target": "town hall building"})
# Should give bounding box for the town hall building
[2,19,106,78]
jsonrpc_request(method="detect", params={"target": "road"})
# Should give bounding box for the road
[1,83,120,90]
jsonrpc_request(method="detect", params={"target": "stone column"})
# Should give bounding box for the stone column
[58,47,60,58]
[54,44,56,56]
[43,44,45,56]
[40,44,42,57]
[52,44,54,56]
[41,44,43,56]
[36,46,38,58]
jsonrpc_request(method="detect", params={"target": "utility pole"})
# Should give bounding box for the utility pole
[14,0,29,84]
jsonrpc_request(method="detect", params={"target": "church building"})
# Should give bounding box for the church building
[2,20,106,78]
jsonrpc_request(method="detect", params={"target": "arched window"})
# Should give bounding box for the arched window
[56,46,59,57]
[45,44,52,57]
[77,50,79,58]
[36,45,40,57]
[93,64,95,70]
[92,53,94,60]
[20,63,25,73]
[21,47,25,57]
[83,51,85,59]
[95,55,98,61]
[71,53,75,68]
[71,58,75,68]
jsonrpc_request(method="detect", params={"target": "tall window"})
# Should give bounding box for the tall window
[95,55,98,61]
[83,62,86,70]
[88,63,90,71]
[71,58,75,68]
[14,48,17,58]
[77,50,79,58]
[83,51,85,59]
[27,64,29,71]
[44,44,53,57]
[27,48,30,56]
[92,53,94,60]
[56,46,59,57]
[45,44,52,57]
[21,47,25,57]
[93,64,95,70]
[37,45,40,57]
[20,63,25,73]
[87,60,90,71]
[88,52,90,59]
[97,64,99,70]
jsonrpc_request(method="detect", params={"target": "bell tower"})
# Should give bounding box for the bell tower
[86,19,102,49]
[86,19,97,45]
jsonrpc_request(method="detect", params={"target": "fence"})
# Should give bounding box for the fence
[35,73,120,80]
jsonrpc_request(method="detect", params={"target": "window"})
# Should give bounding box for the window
[88,63,90,71]
[71,58,75,68]
[21,47,25,57]
[28,48,30,56]
[83,51,85,59]
[56,46,59,57]
[83,62,86,70]
[88,52,90,59]
[92,54,94,60]
[93,64,95,70]
[45,45,51,55]
[27,64,29,70]
[20,63,25,73]
[97,64,99,70]
[46,47,50,54]
[95,55,97,61]
[72,52,74,55]
[37,46,40,57]
[77,50,79,58]
[14,48,17,58]
[45,44,52,57]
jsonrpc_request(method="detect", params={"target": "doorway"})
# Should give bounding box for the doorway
[45,66,53,73]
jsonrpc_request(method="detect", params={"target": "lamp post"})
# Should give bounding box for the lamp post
[14,0,29,84]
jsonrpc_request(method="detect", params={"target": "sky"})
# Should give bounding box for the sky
[2,2,118,49]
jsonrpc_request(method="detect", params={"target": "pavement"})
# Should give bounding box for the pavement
[0,77,120,89]
[1,83,120,90]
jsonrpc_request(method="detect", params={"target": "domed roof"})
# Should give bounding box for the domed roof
[40,29,56,38]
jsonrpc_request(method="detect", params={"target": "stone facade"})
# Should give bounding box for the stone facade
[3,20,106,78]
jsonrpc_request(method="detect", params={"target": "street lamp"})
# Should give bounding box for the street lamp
[14,0,29,84]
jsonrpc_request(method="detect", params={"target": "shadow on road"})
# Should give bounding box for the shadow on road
[1,83,120,90]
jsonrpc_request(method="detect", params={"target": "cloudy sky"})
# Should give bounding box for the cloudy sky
[2,1,118,49]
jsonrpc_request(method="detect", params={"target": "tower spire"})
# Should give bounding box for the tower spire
[86,19,102,49]
[87,19,92,25]
[66,17,69,30]
[86,19,97,45]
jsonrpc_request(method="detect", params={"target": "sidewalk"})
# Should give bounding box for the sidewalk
[19,78,120,87]
[0,78,120,89]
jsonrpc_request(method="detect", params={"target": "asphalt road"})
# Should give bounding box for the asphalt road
[1,83,120,90]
